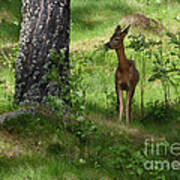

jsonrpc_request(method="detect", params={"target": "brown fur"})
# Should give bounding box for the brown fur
[105,25,139,123]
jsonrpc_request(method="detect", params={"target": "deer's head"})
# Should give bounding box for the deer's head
[105,25,131,49]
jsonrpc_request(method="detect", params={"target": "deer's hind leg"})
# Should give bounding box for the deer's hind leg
[115,81,120,112]
[126,89,135,124]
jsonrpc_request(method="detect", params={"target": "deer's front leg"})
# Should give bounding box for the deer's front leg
[115,81,120,112]
[118,89,123,122]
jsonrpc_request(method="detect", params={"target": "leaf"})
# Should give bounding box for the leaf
[149,74,158,82]
[167,32,177,40]
[137,168,143,176]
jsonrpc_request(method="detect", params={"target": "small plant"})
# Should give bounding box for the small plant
[144,100,167,123]
[149,32,180,113]
[47,49,98,144]
[128,33,161,118]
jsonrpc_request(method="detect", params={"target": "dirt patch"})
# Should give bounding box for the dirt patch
[120,12,165,33]
[0,129,26,157]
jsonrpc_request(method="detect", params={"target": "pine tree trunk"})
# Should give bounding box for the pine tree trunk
[14,0,70,105]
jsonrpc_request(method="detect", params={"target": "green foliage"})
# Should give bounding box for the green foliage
[0,45,18,70]
[0,20,20,42]
[144,100,167,123]
[0,0,21,21]
[47,49,98,144]
[0,0,21,43]
[128,34,162,51]
[149,32,180,112]
[167,31,180,48]
[0,45,18,113]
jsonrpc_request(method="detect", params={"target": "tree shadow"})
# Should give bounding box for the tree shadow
[85,100,141,122]
[71,0,135,32]
[0,0,21,21]
[0,20,20,42]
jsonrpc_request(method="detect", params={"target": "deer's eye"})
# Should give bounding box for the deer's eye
[114,38,120,41]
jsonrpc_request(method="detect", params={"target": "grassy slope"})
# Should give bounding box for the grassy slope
[0,0,180,179]
[71,0,136,41]
[0,112,180,180]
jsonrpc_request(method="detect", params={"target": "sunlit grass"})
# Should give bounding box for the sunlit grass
[0,68,15,113]
[71,0,137,41]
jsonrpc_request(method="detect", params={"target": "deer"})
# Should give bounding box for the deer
[105,25,139,124]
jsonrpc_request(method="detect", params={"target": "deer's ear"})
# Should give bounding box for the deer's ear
[123,25,131,34]
[115,25,121,33]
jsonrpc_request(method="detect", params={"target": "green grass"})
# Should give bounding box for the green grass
[0,68,15,113]
[70,46,179,117]
[0,45,17,113]
[0,0,180,43]
[0,111,180,179]
[142,0,180,30]
[71,0,136,41]
[0,154,111,180]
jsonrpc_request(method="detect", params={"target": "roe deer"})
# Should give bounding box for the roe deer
[105,25,139,124]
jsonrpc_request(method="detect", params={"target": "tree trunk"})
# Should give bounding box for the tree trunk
[14,0,70,105]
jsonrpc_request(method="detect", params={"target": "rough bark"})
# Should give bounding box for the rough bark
[14,0,70,105]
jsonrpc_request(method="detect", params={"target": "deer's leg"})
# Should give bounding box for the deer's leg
[115,81,120,112]
[126,89,135,124]
[119,89,123,122]
[129,89,135,119]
